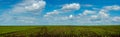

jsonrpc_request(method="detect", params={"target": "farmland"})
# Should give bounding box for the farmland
[0,26,120,37]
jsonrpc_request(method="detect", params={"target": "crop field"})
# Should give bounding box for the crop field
[0,26,120,37]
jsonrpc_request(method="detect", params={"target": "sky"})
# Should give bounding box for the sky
[0,0,120,25]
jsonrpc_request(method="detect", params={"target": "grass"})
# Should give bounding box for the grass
[0,26,37,34]
[0,26,120,37]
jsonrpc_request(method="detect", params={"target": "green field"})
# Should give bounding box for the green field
[0,26,120,37]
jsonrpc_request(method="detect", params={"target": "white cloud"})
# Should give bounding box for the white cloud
[44,10,59,17]
[43,5,119,25]
[77,5,120,24]
[11,0,46,13]
[1,0,120,25]
[112,16,120,22]
[43,5,120,25]
[98,9,109,18]
[61,3,80,12]
[97,5,120,18]
[104,5,120,10]
[0,0,46,25]
[87,5,120,24]
[90,15,101,22]
[91,15,98,19]
[44,3,80,17]
[82,10,96,15]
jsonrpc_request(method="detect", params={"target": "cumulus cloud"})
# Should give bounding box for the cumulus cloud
[0,0,46,25]
[112,16,120,22]
[11,0,46,13]
[61,3,80,12]
[44,3,80,17]
[1,0,120,25]
[43,4,120,25]
[44,10,59,17]
[98,9,109,18]
[97,5,120,18]
[82,10,96,15]
[103,5,120,10]
[76,5,120,25]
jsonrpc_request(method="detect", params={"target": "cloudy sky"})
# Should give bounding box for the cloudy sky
[0,0,120,25]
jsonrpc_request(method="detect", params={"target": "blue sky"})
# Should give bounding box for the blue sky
[0,0,120,25]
